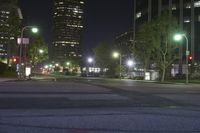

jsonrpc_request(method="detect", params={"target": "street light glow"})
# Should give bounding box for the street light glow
[127,60,134,67]
[39,49,44,54]
[113,52,120,58]
[174,34,183,41]
[31,27,38,33]
[66,62,70,66]
[55,63,59,67]
[173,33,189,84]
[88,57,93,63]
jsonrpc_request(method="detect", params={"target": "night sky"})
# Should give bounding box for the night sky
[18,0,134,56]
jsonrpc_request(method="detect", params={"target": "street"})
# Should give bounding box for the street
[0,78,200,132]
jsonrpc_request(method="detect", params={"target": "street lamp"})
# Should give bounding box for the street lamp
[127,60,134,67]
[87,57,95,70]
[32,28,39,33]
[126,59,134,78]
[55,63,59,67]
[39,49,44,54]
[113,52,122,79]
[87,57,94,64]
[19,26,38,79]
[87,57,94,75]
[66,62,70,66]
[173,33,189,84]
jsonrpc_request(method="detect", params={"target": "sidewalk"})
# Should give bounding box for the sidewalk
[0,78,17,82]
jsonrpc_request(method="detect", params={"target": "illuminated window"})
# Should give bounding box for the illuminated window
[136,12,142,18]
[198,15,200,22]
[194,1,200,7]
[184,18,190,23]
[172,5,177,10]
[186,3,191,8]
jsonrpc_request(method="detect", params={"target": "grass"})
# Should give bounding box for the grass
[154,79,200,84]
[0,70,17,78]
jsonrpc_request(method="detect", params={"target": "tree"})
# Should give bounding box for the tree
[133,22,157,75]
[93,43,112,68]
[27,36,48,65]
[152,12,179,82]
[93,42,116,76]
[133,11,179,82]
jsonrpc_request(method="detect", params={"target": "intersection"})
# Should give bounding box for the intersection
[0,78,200,133]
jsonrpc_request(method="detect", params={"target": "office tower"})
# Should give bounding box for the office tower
[0,0,19,64]
[52,0,84,63]
[134,0,200,63]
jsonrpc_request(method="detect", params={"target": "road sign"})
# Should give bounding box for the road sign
[17,38,29,45]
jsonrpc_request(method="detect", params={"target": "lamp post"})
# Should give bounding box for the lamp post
[39,49,44,54]
[87,57,94,64]
[18,26,38,79]
[113,52,122,79]
[87,57,95,74]
[173,34,189,84]
[127,59,134,78]
[127,60,134,67]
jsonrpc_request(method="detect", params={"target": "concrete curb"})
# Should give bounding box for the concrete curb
[0,78,17,82]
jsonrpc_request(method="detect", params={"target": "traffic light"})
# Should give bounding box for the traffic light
[13,58,17,63]
[188,55,193,64]
[11,56,19,64]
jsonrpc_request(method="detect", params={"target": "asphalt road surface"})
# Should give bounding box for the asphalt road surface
[0,77,200,133]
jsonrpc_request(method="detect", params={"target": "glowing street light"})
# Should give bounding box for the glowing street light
[18,26,39,79]
[127,60,134,67]
[87,57,94,63]
[173,34,183,41]
[113,52,120,58]
[66,62,70,66]
[55,63,59,67]
[31,27,39,33]
[112,52,122,79]
[39,49,44,54]
[173,33,189,84]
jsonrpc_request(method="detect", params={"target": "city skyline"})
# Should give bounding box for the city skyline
[52,0,84,61]
[18,0,134,57]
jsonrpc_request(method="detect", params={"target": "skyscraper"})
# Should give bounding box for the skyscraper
[52,0,84,63]
[134,0,200,63]
[0,0,20,64]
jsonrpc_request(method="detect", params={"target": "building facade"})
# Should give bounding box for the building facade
[52,0,84,63]
[134,0,200,63]
[0,0,18,64]
[0,10,11,60]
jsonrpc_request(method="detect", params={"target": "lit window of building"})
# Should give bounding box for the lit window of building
[184,18,190,23]
[172,5,177,10]
[136,12,142,18]
[186,3,191,9]
[194,1,200,7]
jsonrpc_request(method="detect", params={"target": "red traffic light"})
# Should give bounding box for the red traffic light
[11,56,19,64]
[13,58,17,62]
[189,55,193,61]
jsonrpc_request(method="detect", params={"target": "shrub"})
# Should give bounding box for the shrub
[190,72,200,80]
[0,62,7,74]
